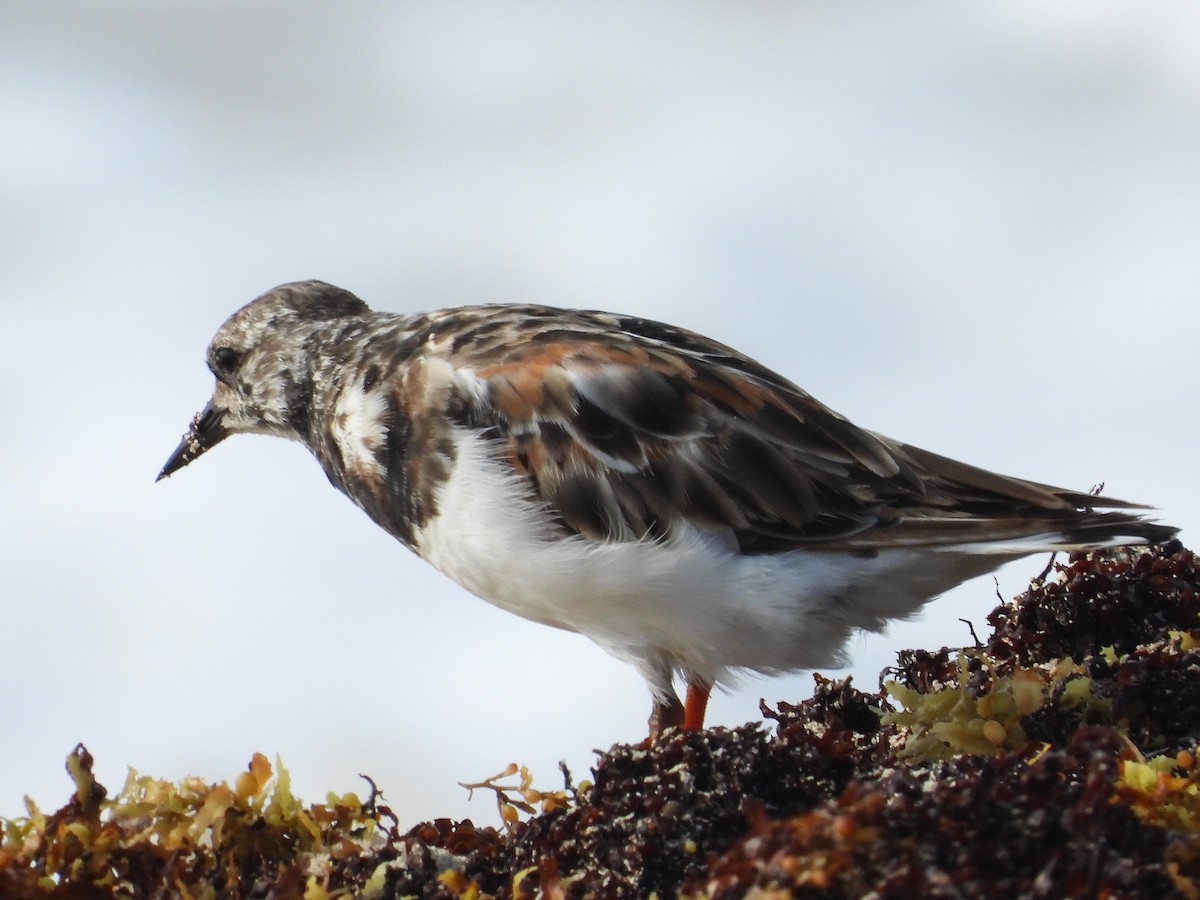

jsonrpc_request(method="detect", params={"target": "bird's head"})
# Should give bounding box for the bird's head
[157,280,369,481]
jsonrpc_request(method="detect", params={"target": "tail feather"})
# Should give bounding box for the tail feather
[836,510,1177,554]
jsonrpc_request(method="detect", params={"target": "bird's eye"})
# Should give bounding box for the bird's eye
[212,346,239,373]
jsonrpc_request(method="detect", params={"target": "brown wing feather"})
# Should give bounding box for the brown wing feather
[438,306,1165,552]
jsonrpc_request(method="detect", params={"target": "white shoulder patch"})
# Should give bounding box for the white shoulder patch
[330,382,391,480]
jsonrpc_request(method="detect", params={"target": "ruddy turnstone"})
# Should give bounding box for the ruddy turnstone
[159,280,1176,738]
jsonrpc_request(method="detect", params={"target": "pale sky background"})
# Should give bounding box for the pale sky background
[2,3,1197,827]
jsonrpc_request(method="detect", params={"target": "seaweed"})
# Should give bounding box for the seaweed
[4,543,1198,898]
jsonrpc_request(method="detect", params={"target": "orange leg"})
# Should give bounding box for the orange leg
[647,694,684,743]
[683,681,711,732]
[645,682,711,743]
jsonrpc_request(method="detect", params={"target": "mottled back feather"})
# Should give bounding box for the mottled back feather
[402,304,1170,553]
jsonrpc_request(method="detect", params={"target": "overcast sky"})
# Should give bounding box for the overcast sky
[3,2,1198,827]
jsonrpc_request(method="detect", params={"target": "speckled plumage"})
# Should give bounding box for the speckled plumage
[159,280,1176,736]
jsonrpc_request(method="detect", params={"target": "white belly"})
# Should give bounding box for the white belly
[411,429,992,690]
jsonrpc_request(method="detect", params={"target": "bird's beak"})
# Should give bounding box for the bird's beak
[156,398,231,481]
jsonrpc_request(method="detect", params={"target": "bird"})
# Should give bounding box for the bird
[158,280,1176,739]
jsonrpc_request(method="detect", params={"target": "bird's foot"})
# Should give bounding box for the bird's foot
[645,695,685,744]
[643,682,712,744]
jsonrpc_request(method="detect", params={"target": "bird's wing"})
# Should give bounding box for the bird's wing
[436,307,1130,552]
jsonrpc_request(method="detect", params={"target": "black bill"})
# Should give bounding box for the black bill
[157,399,230,481]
